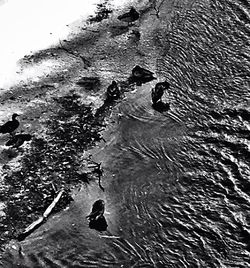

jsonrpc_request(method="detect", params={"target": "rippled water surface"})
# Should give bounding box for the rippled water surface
[2,0,250,267]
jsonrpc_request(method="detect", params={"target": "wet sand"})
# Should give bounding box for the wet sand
[0,0,194,262]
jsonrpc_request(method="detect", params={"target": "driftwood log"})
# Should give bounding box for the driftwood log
[43,190,64,218]
[17,190,64,241]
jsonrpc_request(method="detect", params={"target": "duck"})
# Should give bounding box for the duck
[0,113,19,134]
[106,81,120,101]
[6,133,32,148]
[118,7,139,26]
[151,81,170,104]
[86,199,105,221]
[130,65,156,86]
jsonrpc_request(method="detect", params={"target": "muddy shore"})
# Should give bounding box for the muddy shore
[0,0,194,257]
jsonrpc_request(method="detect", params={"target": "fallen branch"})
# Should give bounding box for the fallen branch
[17,217,44,241]
[59,40,91,68]
[99,235,120,239]
[81,27,99,33]
[17,189,64,241]
[43,190,64,218]
[88,159,105,191]
[98,173,105,192]
[151,0,165,18]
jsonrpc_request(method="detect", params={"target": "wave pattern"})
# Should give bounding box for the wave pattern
[152,0,250,265]
[2,0,250,267]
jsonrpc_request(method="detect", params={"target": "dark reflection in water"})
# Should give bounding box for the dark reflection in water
[152,101,170,113]
[89,216,108,232]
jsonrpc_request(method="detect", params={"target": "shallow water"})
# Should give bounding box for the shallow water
[2,0,250,267]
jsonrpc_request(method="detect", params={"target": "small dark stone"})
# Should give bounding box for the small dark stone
[76,77,100,91]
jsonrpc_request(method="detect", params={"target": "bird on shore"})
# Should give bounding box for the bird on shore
[0,113,19,135]
[130,65,156,85]
[118,7,139,26]
[6,133,32,148]
[106,81,120,101]
[86,199,105,221]
[151,81,170,104]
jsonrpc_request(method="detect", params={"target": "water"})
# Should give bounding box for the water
[1,0,250,267]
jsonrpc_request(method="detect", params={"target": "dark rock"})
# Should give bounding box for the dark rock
[88,1,113,23]
[76,77,100,91]
[118,7,139,26]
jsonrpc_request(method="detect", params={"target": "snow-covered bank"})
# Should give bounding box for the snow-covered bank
[0,0,129,89]
[0,0,141,255]
[0,0,197,265]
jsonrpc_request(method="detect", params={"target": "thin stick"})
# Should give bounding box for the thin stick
[43,190,64,218]
[19,217,44,238]
[88,159,105,191]
[18,189,64,241]
[98,173,105,192]
[58,40,91,68]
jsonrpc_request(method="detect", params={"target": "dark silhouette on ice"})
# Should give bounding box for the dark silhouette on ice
[118,7,139,26]
[129,65,156,86]
[151,81,170,104]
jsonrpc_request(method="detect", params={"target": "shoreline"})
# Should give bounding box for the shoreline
[0,0,149,254]
[0,0,123,254]
[0,0,194,258]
